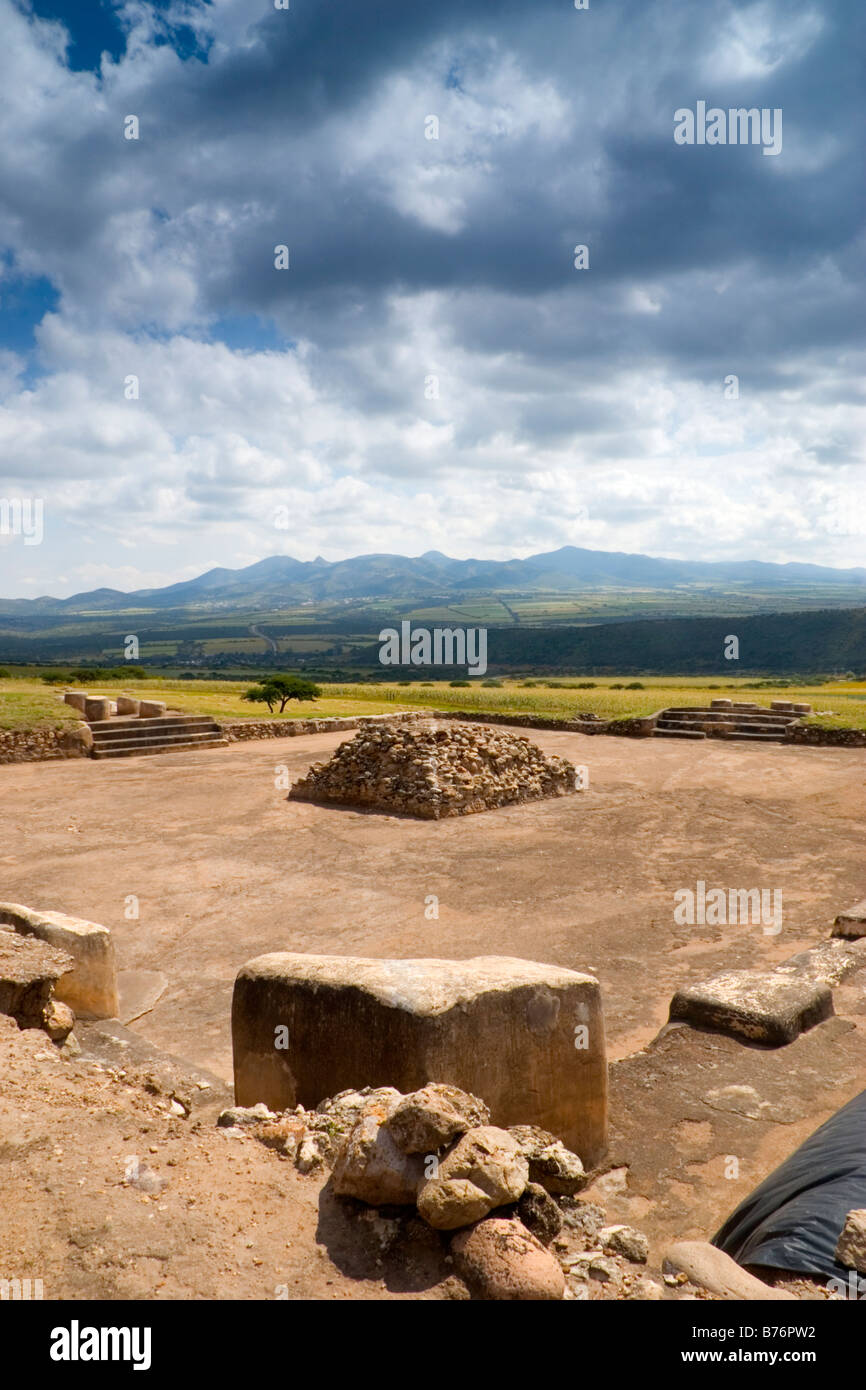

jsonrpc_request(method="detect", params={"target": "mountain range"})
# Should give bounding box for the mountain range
[3,546,866,614]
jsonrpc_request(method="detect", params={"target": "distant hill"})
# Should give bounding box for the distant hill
[355,608,866,675]
[2,546,866,614]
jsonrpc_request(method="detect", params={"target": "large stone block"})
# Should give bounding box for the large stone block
[138,700,166,718]
[833,900,866,940]
[84,697,112,721]
[63,691,88,712]
[116,696,141,716]
[232,953,607,1165]
[0,902,118,1019]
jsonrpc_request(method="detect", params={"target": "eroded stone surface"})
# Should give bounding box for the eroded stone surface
[833,900,866,940]
[330,1091,426,1205]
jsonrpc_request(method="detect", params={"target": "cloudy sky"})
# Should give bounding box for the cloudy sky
[0,0,863,598]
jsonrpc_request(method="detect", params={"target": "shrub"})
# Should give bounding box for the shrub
[449,679,471,688]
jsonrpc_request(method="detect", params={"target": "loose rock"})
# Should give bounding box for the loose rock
[452,1217,565,1300]
[386,1083,489,1154]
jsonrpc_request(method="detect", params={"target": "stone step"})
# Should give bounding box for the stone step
[719,731,788,743]
[92,734,227,759]
[89,715,217,737]
[90,724,221,743]
[652,728,707,740]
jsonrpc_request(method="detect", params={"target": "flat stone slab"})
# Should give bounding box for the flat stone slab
[669,968,833,1046]
[0,902,118,1019]
[833,899,866,940]
[232,953,607,1165]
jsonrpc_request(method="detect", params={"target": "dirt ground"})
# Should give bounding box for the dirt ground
[1,728,864,1299]
[1,729,863,1078]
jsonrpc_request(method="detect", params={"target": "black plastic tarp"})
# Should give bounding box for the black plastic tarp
[713,1086,866,1282]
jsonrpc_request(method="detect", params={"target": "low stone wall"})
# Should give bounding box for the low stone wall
[0,723,93,765]
[431,709,616,735]
[786,726,866,747]
[220,711,430,740]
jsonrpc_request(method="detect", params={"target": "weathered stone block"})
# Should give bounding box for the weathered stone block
[116,696,141,715]
[84,697,112,721]
[63,691,88,712]
[833,900,866,940]
[138,700,167,718]
[57,722,93,758]
[669,968,832,1045]
[0,902,118,1019]
[232,953,607,1164]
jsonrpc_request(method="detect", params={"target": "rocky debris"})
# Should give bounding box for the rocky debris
[663,1241,797,1301]
[386,1083,489,1153]
[832,899,866,940]
[558,1198,606,1245]
[508,1125,586,1194]
[330,1092,426,1205]
[518,1184,563,1245]
[452,1217,566,1300]
[0,929,74,1033]
[835,1209,866,1273]
[288,718,579,819]
[601,1223,649,1264]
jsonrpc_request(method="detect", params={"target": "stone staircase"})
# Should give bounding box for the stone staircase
[88,715,227,760]
[652,701,810,743]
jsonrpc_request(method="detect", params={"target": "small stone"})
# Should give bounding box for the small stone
[296,1132,329,1174]
[628,1277,665,1300]
[42,999,74,1043]
[836,1209,866,1274]
[663,1241,796,1300]
[452,1217,565,1300]
[588,1255,618,1282]
[601,1224,649,1264]
[218,1103,276,1128]
[386,1083,489,1154]
[517,1183,563,1246]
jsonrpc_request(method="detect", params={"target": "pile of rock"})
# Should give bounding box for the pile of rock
[288,719,580,818]
[220,1082,651,1299]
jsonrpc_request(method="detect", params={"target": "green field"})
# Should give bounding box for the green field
[2,675,864,731]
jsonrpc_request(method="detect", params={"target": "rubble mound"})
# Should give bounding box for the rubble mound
[288,719,580,818]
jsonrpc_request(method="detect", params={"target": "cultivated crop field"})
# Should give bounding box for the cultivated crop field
[2,674,864,730]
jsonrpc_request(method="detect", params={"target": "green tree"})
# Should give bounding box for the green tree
[242,675,321,713]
